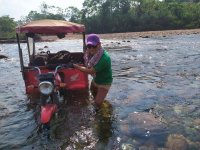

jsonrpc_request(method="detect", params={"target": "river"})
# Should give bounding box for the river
[0,34,200,149]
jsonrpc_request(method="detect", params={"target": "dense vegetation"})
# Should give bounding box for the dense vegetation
[0,16,17,39]
[0,0,200,39]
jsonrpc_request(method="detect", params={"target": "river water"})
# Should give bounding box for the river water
[0,34,200,150]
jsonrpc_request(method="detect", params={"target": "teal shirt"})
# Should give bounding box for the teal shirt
[93,51,113,85]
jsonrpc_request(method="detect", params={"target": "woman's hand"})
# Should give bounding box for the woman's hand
[73,64,95,74]
[73,64,79,69]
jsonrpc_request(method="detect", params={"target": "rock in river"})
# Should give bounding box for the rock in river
[119,112,165,136]
[0,55,8,59]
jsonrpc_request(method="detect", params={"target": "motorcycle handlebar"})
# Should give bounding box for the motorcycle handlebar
[54,63,74,75]
[31,62,74,75]
[33,67,41,74]
[61,63,74,69]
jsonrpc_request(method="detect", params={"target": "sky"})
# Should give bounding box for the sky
[0,0,84,20]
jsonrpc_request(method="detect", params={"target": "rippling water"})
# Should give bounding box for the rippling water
[0,34,200,149]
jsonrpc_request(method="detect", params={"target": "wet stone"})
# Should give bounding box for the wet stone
[0,55,8,59]
[119,112,165,136]
[166,134,189,150]
[193,118,200,126]
[173,104,199,115]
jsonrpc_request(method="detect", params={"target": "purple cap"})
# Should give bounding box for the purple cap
[86,34,100,46]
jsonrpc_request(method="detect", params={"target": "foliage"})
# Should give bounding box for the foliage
[0,0,200,39]
[19,2,65,24]
[80,0,200,33]
[65,7,82,23]
[0,16,17,39]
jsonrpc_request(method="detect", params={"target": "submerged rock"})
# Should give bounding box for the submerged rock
[119,112,165,136]
[193,118,200,126]
[166,134,189,150]
[165,134,200,149]
[192,118,200,130]
[173,104,198,115]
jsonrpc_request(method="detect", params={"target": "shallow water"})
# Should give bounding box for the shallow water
[0,34,200,149]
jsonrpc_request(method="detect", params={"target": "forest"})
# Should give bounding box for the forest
[0,0,200,39]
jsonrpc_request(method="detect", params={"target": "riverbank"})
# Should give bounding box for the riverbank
[1,28,200,43]
[98,28,200,39]
[62,28,200,40]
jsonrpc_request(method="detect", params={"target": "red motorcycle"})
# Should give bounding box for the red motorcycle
[16,19,89,128]
[33,65,68,127]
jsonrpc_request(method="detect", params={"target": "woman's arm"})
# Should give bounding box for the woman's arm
[73,64,96,74]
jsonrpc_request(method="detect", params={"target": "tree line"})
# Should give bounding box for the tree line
[0,0,200,39]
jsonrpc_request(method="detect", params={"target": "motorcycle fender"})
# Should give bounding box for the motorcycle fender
[41,104,57,124]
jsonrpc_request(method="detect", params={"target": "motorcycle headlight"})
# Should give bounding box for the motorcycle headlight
[39,81,53,95]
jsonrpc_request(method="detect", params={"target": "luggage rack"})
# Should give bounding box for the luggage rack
[30,51,84,67]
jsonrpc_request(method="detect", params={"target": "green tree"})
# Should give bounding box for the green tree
[65,7,82,23]
[21,2,65,24]
[15,0,200,34]
[0,15,17,39]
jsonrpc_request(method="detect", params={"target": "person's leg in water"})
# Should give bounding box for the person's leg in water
[90,81,98,99]
[90,81,111,107]
[94,87,109,106]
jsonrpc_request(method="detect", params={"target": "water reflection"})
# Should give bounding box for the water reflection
[94,100,114,150]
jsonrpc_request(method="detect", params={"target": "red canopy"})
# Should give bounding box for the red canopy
[16,19,85,34]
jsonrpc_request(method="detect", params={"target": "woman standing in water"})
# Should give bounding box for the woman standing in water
[73,34,113,107]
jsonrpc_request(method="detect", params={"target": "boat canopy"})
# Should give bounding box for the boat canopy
[16,19,85,34]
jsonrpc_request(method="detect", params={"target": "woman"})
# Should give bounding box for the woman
[73,34,113,107]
